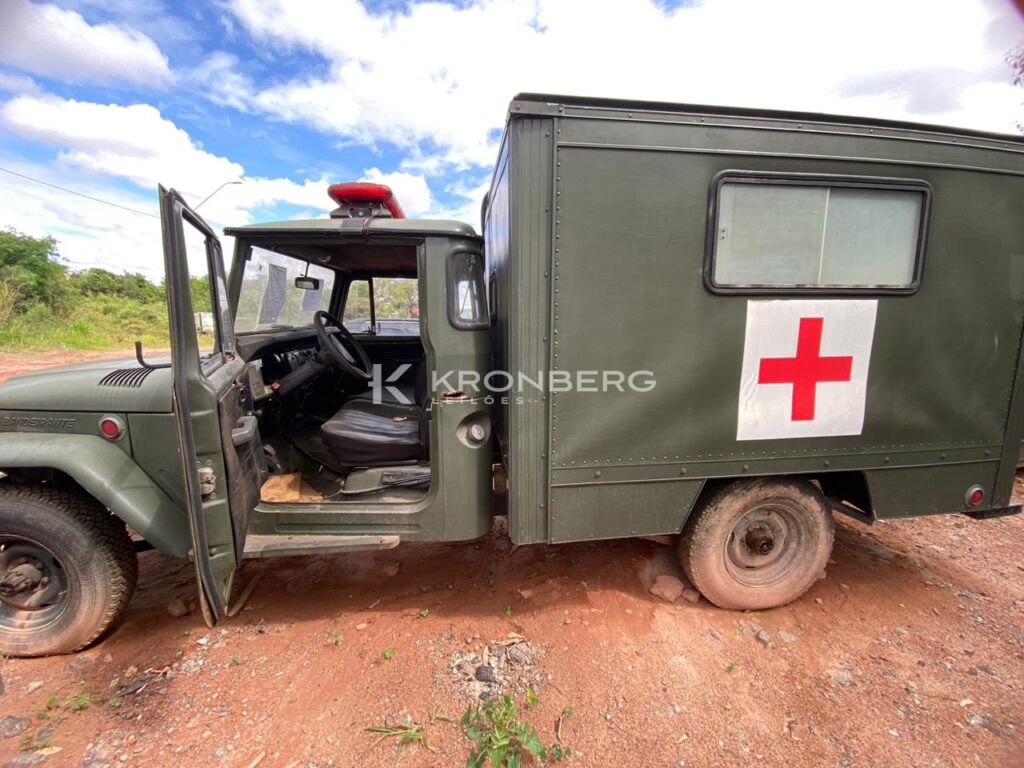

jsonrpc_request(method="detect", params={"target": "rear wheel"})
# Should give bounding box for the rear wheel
[0,485,138,657]
[677,479,834,610]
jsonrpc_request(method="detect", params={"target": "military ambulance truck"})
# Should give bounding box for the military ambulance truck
[1,94,1022,656]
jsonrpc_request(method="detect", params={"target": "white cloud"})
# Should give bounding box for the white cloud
[0,156,166,279]
[0,92,441,278]
[191,52,253,112]
[0,95,244,201]
[3,0,1021,285]
[0,0,172,87]
[0,72,41,96]
[430,177,490,228]
[220,0,1024,171]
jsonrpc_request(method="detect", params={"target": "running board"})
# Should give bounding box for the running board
[242,533,400,559]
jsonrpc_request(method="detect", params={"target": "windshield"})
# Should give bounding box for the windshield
[235,246,335,332]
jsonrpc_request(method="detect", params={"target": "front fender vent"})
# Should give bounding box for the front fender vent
[99,367,154,388]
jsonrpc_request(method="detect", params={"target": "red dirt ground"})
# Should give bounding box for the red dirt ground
[0,354,1022,768]
[0,350,166,382]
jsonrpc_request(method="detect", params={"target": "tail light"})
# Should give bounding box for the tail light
[965,485,985,507]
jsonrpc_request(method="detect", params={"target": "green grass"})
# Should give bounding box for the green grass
[461,694,571,767]
[0,296,170,351]
[365,720,433,765]
[66,691,91,711]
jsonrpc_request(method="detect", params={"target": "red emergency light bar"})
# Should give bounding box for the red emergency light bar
[326,182,405,219]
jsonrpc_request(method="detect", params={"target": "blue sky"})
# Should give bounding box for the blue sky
[0,0,1021,280]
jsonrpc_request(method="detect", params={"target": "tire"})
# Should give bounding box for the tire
[677,479,835,610]
[0,484,138,657]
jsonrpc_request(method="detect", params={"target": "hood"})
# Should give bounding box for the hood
[0,356,172,414]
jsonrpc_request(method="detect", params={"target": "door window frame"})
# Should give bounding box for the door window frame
[446,246,489,331]
[176,201,236,376]
[340,273,422,337]
[341,275,376,334]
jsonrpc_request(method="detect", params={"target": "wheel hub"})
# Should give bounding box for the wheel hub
[726,505,793,573]
[0,562,45,597]
[0,539,67,615]
[744,524,775,556]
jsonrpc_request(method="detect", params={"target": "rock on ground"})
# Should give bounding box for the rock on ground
[650,574,686,603]
[0,716,30,739]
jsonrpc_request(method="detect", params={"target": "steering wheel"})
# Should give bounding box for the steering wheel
[313,310,373,381]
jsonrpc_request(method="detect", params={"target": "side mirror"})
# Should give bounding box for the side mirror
[295,276,321,291]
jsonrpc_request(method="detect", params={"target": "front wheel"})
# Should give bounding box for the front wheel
[0,485,138,657]
[677,479,835,610]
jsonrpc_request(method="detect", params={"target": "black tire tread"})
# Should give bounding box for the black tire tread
[0,483,138,656]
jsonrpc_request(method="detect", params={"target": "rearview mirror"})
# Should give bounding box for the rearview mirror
[295,276,321,291]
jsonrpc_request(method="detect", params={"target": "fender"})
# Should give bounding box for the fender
[0,432,190,557]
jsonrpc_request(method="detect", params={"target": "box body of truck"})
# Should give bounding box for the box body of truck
[486,94,1024,545]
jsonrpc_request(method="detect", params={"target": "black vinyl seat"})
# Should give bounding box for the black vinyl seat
[322,356,430,468]
[321,399,428,468]
[350,381,417,406]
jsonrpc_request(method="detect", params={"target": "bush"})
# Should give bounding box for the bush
[70,269,164,304]
[0,228,71,313]
[0,229,176,352]
[0,295,170,351]
[0,278,15,327]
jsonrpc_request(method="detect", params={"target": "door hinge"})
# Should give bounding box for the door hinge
[198,466,217,497]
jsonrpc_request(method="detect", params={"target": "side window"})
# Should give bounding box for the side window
[181,212,234,361]
[342,277,420,336]
[373,277,419,336]
[182,218,216,358]
[448,251,488,329]
[342,279,372,333]
[708,174,929,292]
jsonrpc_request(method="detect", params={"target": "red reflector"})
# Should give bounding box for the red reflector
[966,485,985,507]
[100,417,122,440]
[326,182,405,219]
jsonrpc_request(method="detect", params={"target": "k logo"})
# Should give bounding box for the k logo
[371,363,414,405]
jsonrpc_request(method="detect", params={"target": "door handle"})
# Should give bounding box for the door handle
[231,415,258,447]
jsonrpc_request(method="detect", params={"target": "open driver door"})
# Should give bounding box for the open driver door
[159,185,265,626]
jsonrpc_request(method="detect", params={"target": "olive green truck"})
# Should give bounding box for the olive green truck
[1,94,1022,657]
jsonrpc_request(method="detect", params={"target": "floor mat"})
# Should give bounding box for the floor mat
[259,472,325,503]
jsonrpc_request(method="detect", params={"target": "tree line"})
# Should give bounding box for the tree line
[0,228,208,349]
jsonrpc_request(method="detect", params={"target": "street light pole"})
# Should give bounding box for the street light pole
[195,180,242,210]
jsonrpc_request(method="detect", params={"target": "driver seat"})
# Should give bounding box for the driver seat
[320,365,429,468]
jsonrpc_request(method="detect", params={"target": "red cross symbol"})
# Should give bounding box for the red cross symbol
[757,317,853,422]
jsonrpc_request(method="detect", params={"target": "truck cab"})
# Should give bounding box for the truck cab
[162,183,495,623]
[0,182,496,654]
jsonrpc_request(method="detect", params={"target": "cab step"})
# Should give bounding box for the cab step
[242,533,400,559]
